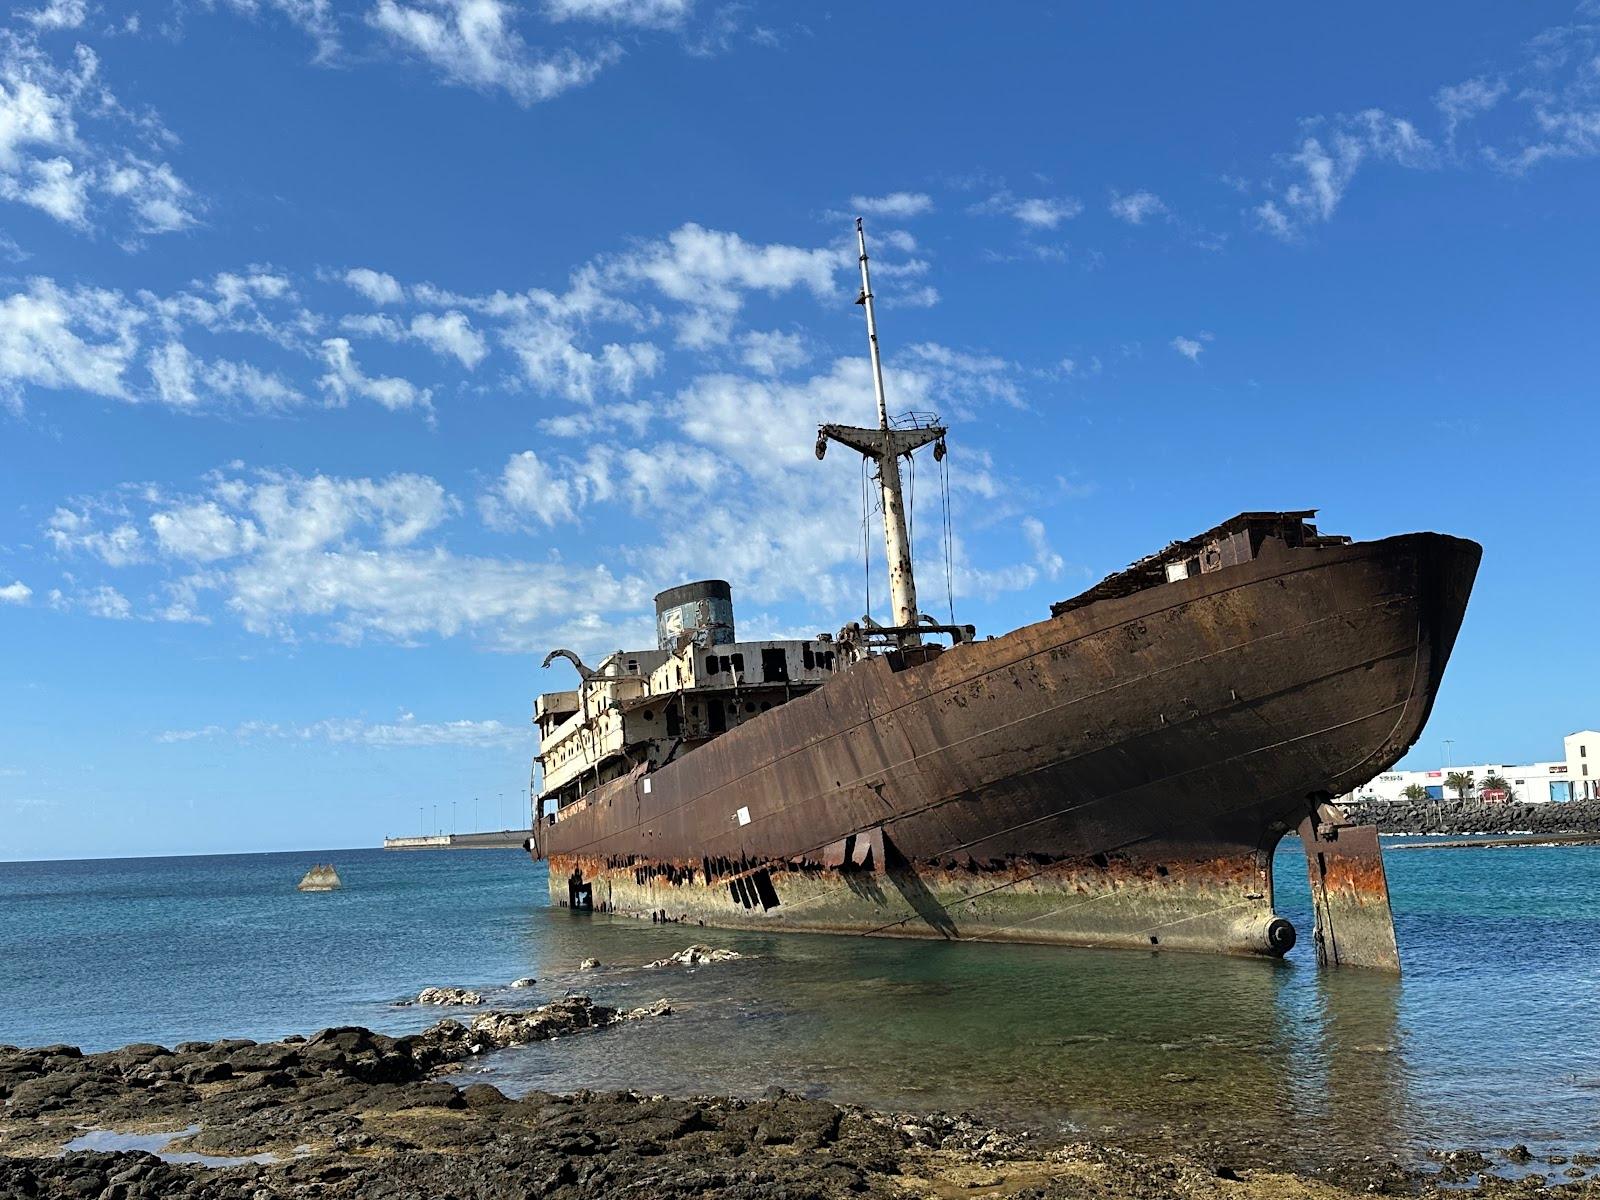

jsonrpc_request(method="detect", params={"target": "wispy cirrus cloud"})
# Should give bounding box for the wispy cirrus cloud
[1108,189,1167,225]
[367,0,622,105]
[1170,331,1213,362]
[543,0,692,28]
[848,191,933,218]
[1252,110,1434,240]
[970,190,1083,230]
[159,712,529,748]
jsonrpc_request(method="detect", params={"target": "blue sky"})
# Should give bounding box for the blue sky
[2,2,1597,860]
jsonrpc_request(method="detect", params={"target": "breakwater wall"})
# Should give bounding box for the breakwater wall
[382,830,532,850]
[1342,799,1600,836]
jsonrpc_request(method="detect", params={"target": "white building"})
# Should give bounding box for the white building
[1342,729,1600,805]
[1567,730,1600,801]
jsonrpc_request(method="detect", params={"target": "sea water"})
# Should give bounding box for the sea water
[2,840,1596,1168]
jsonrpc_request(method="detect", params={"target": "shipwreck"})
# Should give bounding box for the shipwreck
[527,220,1480,970]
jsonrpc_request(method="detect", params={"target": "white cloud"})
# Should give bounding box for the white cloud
[849,191,933,218]
[612,222,843,346]
[160,713,527,748]
[0,580,31,604]
[1108,189,1166,225]
[343,267,405,305]
[500,320,661,401]
[214,0,341,59]
[480,448,608,528]
[544,0,690,27]
[239,471,456,551]
[47,506,148,565]
[368,0,621,105]
[20,0,87,30]
[318,337,432,411]
[82,584,132,620]
[148,341,304,410]
[341,307,489,367]
[1253,110,1434,240]
[1489,21,1600,172]
[739,328,807,375]
[0,32,200,237]
[150,500,261,562]
[0,278,143,408]
[108,467,619,648]
[970,190,1083,230]
[1011,196,1081,228]
[1435,77,1507,141]
[1170,332,1213,362]
[101,157,199,234]
[1021,516,1063,580]
[409,310,488,367]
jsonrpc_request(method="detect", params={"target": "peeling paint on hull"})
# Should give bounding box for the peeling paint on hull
[535,532,1480,961]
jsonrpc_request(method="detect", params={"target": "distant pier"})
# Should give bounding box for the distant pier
[382,830,532,851]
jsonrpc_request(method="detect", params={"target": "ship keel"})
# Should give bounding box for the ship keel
[551,834,1299,959]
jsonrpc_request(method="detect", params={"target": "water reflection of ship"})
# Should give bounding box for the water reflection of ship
[639,935,1412,1167]
[1300,968,1410,1164]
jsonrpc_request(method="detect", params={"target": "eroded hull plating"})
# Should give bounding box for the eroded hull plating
[536,532,1480,959]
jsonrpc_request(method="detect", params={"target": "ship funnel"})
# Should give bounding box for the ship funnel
[654,580,735,652]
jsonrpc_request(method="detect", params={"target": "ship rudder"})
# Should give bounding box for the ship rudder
[1298,803,1401,972]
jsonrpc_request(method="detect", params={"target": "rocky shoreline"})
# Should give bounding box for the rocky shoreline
[1343,798,1600,837]
[2,990,1594,1198]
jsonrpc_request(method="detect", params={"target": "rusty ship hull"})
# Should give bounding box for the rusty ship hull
[535,530,1479,958]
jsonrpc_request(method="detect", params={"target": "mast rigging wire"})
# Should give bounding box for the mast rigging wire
[860,454,872,622]
[940,451,956,625]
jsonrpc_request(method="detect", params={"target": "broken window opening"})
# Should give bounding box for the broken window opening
[751,868,780,911]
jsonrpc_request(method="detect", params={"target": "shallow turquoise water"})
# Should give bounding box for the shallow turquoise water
[2,840,1596,1168]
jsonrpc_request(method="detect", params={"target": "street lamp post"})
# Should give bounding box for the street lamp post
[418,806,423,838]
[452,800,457,834]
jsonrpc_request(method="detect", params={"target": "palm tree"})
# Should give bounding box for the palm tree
[1401,783,1430,802]
[1480,773,1515,803]
[1444,770,1475,801]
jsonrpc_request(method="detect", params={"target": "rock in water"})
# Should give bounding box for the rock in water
[643,945,741,969]
[415,987,486,1006]
[296,864,341,892]
[579,957,601,970]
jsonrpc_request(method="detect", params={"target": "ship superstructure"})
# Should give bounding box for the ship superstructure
[527,221,1481,970]
[535,581,845,813]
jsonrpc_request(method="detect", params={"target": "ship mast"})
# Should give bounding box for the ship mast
[816,219,947,650]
